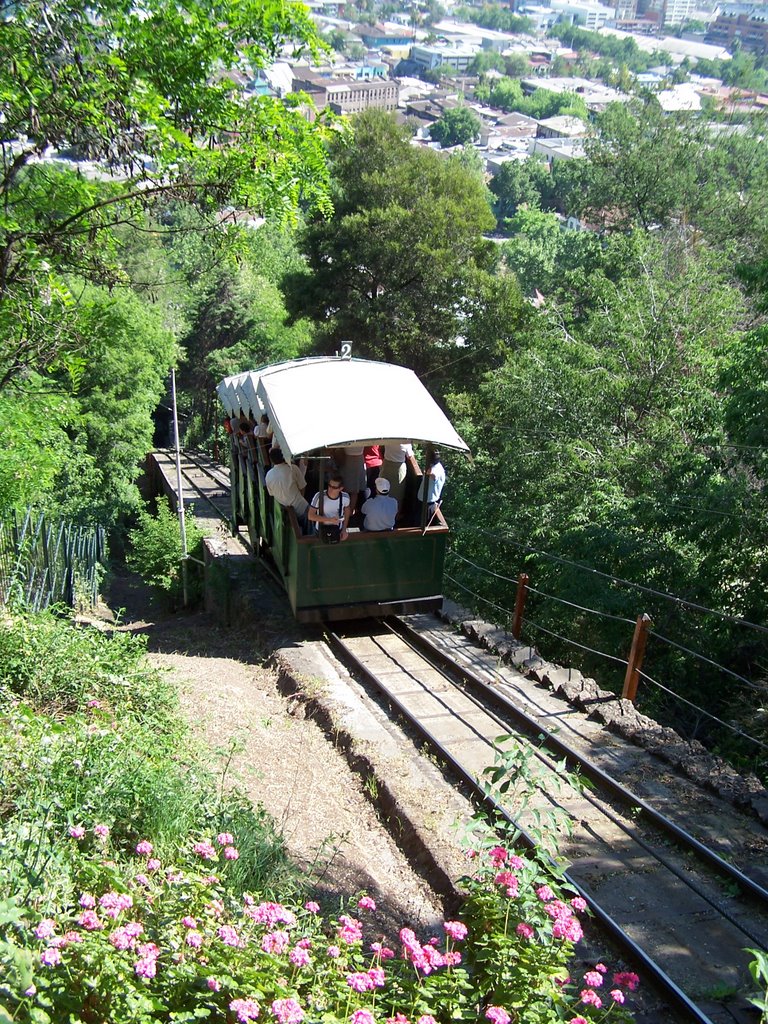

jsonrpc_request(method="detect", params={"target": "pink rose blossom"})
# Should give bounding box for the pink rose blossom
[443,921,468,941]
[516,922,534,939]
[580,989,602,1008]
[230,998,261,1022]
[224,846,240,860]
[69,825,86,839]
[40,948,62,967]
[93,824,110,840]
[216,832,234,845]
[611,989,625,1004]
[207,977,221,992]
[357,895,376,911]
[304,901,320,914]
[485,1008,511,1024]
[271,997,304,1023]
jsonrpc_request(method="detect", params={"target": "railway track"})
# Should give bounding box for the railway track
[328,616,768,1024]
[152,449,233,526]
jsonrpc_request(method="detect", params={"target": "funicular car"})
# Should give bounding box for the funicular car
[217,357,469,622]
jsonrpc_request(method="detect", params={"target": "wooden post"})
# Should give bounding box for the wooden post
[623,613,652,703]
[511,573,529,640]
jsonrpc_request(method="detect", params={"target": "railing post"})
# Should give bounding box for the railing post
[623,613,652,702]
[511,573,529,640]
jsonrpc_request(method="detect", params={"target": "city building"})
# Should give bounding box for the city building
[292,71,399,113]
[410,43,478,73]
[707,4,768,53]
[549,0,616,29]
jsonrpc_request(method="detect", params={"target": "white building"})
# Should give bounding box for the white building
[549,0,615,29]
[410,42,477,72]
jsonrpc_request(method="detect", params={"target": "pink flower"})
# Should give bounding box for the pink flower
[516,922,534,939]
[304,901,320,914]
[24,985,36,997]
[99,891,133,919]
[207,977,221,992]
[69,825,86,839]
[485,1008,511,1024]
[297,937,312,949]
[417,1017,438,1024]
[444,951,462,966]
[135,840,153,856]
[34,919,56,939]
[78,893,96,909]
[595,963,607,973]
[207,899,225,917]
[443,920,468,941]
[77,910,103,931]
[249,902,296,928]
[230,998,261,1022]
[182,916,197,928]
[186,931,204,948]
[327,945,341,958]
[536,885,554,902]
[584,970,603,987]
[350,1012,375,1024]
[508,855,524,869]
[134,956,157,979]
[580,989,602,1008]
[346,972,374,993]
[368,967,386,987]
[261,930,289,954]
[569,1018,589,1024]
[218,925,243,948]
[271,997,304,1023]
[40,948,61,967]
[110,924,143,950]
[553,917,583,943]
[370,943,394,958]
[613,971,640,991]
[63,931,82,945]
[146,858,161,872]
[338,914,363,945]
[135,873,151,887]
[224,846,240,860]
[357,896,376,911]
[387,1016,410,1024]
[216,832,234,845]
[93,824,110,840]
[610,989,626,1004]
[290,945,311,966]
[570,896,587,913]
[489,846,507,867]
[193,840,217,860]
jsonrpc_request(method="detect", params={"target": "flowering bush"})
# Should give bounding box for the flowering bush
[0,829,640,1024]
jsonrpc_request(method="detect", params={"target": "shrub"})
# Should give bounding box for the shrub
[127,497,204,605]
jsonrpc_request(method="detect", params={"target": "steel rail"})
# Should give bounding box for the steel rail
[326,628,717,1024]
[389,616,768,910]
[155,451,231,523]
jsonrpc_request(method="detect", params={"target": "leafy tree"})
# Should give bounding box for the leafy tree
[431,107,482,146]
[489,158,550,223]
[0,0,334,392]
[504,53,532,78]
[580,98,706,230]
[283,110,518,386]
[468,51,506,76]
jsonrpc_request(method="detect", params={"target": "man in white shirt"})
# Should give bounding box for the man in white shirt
[265,448,309,524]
[379,442,413,506]
[308,475,351,542]
[360,477,398,531]
[417,448,445,525]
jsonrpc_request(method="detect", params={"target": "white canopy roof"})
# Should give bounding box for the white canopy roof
[218,357,469,458]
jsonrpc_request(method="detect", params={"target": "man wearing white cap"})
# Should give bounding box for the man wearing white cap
[360,476,398,532]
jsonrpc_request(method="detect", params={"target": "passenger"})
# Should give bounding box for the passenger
[364,444,382,495]
[341,444,365,513]
[361,477,398,532]
[237,420,257,458]
[379,442,413,508]
[256,414,272,465]
[308,474,351,543]
[265,448,309,527]
[417,447,445,525]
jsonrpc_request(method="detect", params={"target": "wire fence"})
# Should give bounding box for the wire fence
[0,510,106,613]
[445,533,768,774]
